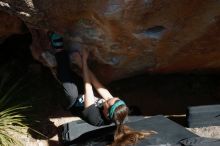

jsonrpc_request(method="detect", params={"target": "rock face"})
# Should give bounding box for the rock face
[0,11,25,43]
[1,0,220,82]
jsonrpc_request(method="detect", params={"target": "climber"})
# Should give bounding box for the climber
[70,49,154,145]
[30,29,155,144]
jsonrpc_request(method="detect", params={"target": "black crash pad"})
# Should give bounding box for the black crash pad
[59,115,197,146]
[187,104,220,128]
[59,116,145,144]
[126,115,196,146]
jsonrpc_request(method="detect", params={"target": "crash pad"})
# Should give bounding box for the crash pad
[59,115,197,146]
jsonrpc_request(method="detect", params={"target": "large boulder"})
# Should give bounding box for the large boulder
[1,0,220,82]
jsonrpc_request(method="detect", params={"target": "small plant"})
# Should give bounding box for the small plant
[0,64,41,146]
[0,105,29,146]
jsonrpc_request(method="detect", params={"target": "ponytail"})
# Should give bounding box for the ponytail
[109,104,156,146]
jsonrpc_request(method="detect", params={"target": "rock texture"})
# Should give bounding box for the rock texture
[0,11,25,43]
[1,0,220,82]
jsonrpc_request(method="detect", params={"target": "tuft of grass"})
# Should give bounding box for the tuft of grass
[0,64,45,146]
[0,105,29,146]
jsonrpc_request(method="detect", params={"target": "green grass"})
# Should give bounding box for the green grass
[0,64,43,146]
[0,105,29,146]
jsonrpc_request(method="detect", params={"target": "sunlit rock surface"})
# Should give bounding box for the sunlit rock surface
[1,0,220,82]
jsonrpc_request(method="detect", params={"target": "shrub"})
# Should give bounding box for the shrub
[0,65,37,146]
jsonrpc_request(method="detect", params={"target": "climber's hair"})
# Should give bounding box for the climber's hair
[109,103,156,146]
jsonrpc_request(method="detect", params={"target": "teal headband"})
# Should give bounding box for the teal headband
[109,100,126,119]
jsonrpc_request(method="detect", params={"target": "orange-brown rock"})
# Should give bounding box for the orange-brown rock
[1,0,220,82]
[0,11,25,42]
